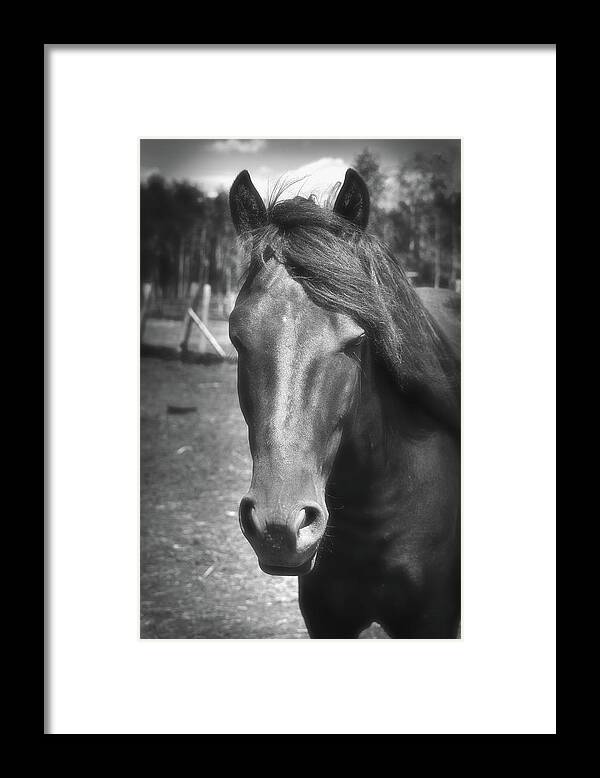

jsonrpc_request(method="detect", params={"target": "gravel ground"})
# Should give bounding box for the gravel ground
[140,324,387,639]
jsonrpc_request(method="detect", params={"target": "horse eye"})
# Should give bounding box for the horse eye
[343,334,365,356]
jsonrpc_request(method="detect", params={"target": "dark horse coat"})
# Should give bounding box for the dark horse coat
[229,169,460,638]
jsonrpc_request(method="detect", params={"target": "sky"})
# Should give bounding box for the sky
[140,139,460,208]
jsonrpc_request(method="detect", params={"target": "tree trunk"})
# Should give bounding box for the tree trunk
[449,216,457,290]
[177,237,185,298]
[434,210,441,289]
[412,205,421,268]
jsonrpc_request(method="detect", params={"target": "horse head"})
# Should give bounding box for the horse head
[228,169,370,575]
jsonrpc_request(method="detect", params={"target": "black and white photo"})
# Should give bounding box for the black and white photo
[140,139,461,638]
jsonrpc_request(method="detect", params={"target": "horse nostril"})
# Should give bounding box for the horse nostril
[295,504,324,533]
[239,497,258,539]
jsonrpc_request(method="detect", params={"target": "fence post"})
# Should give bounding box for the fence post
[179,282,201,353]
[140,282,153,340]
[224,267,235,317]
[197,284,212,353]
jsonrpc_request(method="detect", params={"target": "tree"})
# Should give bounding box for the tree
[353,147,386,236]
[396,153,459,288]
[354,147,385,203]
[140,175,242,301]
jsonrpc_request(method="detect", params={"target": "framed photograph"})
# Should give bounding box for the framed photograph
[46,44,556,734]
[140,138,461,641]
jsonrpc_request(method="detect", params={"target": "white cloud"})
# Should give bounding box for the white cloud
[140,166,161,181]
[141,156,352,206]
[197,173,237,197]
[204,157,349,207]
[257,157,349,205]
[212,139,267,154]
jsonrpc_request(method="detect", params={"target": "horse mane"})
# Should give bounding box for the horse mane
[239,188,460,432]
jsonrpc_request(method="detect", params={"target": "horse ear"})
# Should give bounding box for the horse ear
[333,169,370,229]
[229,170,267,235]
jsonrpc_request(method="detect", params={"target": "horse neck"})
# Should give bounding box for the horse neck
[327,343,457,515]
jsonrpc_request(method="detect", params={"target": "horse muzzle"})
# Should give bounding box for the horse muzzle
[238,496,326,576]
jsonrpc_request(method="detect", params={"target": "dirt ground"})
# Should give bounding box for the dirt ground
[140,319,387,639]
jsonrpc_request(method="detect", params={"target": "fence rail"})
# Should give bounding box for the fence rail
[146,293,234,321]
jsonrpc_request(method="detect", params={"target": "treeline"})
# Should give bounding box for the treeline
[140,148,460,299]
[140,177,240,299]
[353,148,460,289]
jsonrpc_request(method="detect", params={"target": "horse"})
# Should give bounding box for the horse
[228,169,460,638]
